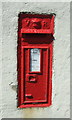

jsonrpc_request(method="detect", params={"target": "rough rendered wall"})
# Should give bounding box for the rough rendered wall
[2,2,70,118]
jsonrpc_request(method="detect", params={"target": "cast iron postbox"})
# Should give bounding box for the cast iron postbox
[18,13,54,108]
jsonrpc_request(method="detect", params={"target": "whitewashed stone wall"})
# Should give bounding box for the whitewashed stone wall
[0,1,70,118]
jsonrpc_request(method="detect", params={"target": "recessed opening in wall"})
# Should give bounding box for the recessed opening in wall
[17,13,54,108]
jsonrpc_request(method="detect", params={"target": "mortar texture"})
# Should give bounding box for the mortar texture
[1,2,70,118]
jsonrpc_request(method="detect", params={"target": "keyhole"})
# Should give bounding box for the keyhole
[29,76,36,82]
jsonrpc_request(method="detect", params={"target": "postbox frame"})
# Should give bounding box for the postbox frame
[17,13,54,108]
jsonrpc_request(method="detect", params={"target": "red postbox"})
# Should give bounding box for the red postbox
[18,13,54,108]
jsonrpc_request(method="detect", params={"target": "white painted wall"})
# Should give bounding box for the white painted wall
[1,2,70,118]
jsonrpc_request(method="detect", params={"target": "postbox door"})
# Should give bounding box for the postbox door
[23,47,49,104]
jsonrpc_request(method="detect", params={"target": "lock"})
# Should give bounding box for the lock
[18,13,54,108]
[26,74,37,83]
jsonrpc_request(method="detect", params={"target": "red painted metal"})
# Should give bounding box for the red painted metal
[21,15,54,34]
[17,13,54,108]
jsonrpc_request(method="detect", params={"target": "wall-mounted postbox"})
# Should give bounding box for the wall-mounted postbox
[18,13,54,108]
